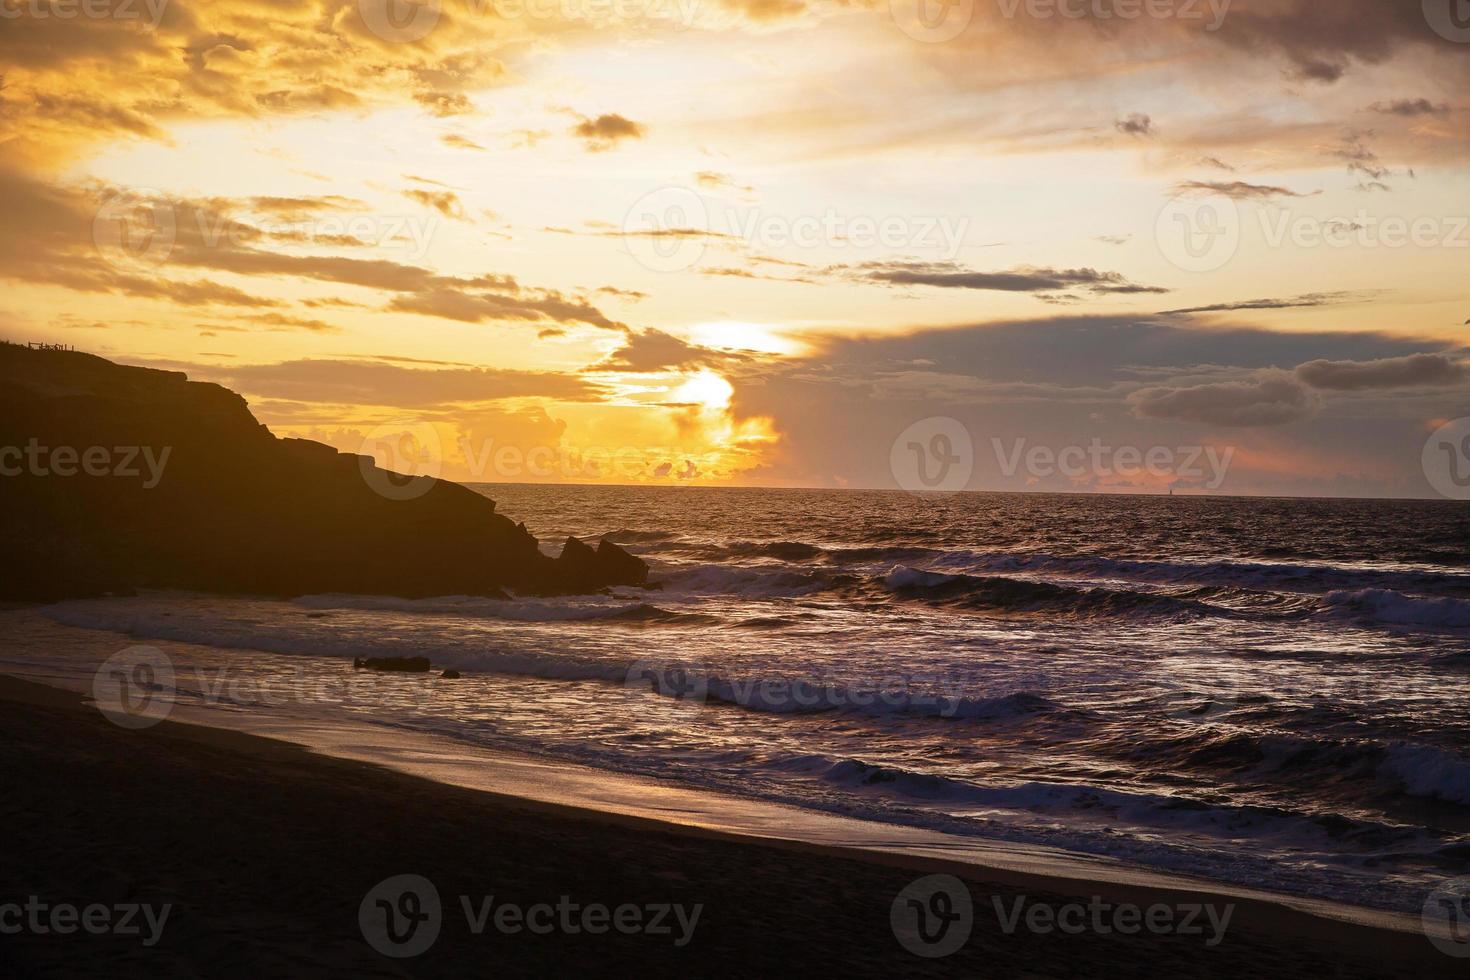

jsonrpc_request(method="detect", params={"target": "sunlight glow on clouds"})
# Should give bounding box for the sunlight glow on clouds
[2,0,1468,494]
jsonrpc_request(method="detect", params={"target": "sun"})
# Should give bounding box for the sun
[671,371,734,411]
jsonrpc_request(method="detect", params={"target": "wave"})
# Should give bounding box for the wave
[917,550,1470,598]
[1112,728,1470,808]
[798,756,1442,852]
[718,540,826,562]
[1381,744,1470,805]
[650,563,853,598]
[700,678,1074,721]
[292,593,712,625]
[601,528,684,545]
[45,598,1083,725]
[1322,588,1470,629]
[881,566,1216,620]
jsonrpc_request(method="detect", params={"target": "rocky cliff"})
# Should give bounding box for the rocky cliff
[0,345,646,600]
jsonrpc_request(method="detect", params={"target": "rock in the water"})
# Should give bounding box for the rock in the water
[595,538,648,586]
[353,656,431,673]
[551,535,649,592]
[0,345,648,600]
[440,669,462,679]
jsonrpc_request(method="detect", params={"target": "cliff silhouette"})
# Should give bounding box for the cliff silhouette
[0,345,646,600]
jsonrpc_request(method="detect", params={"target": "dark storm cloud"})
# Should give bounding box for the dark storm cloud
[802,315,1445,387]
[1128,373,1319,427]
[1296,353,1469,390]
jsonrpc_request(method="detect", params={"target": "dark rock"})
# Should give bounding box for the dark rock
[594,538,648,586]
[440,669,462,679]
[551,535,649,592]
[0,346,648,600]
[353,656,431,673]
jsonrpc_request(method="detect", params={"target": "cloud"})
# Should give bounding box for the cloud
[595,329,732,373]
[1334,132,1393,183]
[1368,98,1451,117]
[715,0,805,20]
[1128,373,1319,427]
[440,133,485,151]
[1296,353,1469,391]
[234,196,369,222]
[403,188,466,220]
[189,359,601,407]
[593,286,648,301]
[840,260,1167,298]
[1157,291,1362,315]
[386,287,623,330]
[0,168,623,332]
[545,224,738,242]
[1115,113,1153,137]
[1171,180,1315,201]
[414,91,475,117]
[570,113,646,152]
[1208,1,1450,85]
[701,266,804,284]
[695,170,754,195]
[209,312,340,333]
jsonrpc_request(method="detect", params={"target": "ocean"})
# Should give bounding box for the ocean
[32,486,1470,914]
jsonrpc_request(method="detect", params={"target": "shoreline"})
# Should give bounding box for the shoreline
[1,670,1457,973]
[0,669,1446,975]
[0,607,1452,939]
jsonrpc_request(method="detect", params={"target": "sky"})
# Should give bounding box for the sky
[2,0,1468,496]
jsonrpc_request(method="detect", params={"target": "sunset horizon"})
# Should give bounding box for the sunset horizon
[4,1,1470,975]
[4,0,1469,499]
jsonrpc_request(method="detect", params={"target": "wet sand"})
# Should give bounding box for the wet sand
[0,673,1453,977]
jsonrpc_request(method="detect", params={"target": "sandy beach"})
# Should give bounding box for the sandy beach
[0,671,1453,977]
